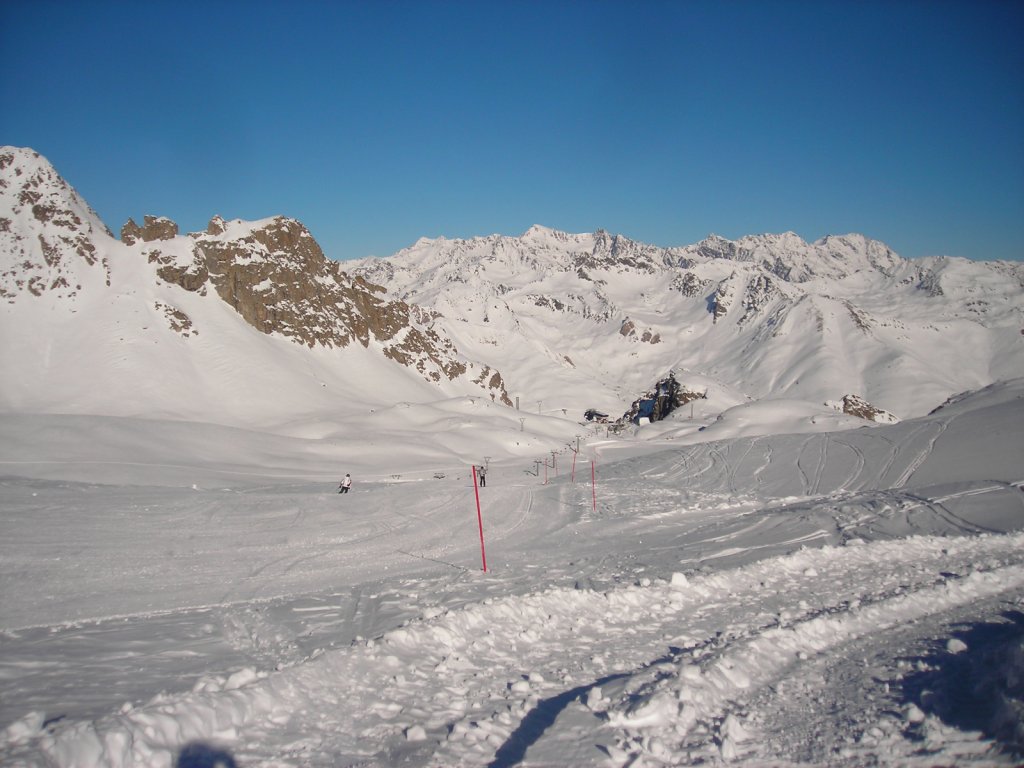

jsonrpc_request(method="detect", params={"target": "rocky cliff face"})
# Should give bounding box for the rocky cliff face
[135,213,510,400]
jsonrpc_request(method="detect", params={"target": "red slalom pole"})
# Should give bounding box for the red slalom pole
[472,465,487,572]
[591,458,597,513]
[571,450,577,483]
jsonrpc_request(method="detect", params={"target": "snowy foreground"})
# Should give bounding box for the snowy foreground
[2,383,1024,767]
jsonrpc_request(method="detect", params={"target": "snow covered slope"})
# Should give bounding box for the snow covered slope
[1,378,1021,767]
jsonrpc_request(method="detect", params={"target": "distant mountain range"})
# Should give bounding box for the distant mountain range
[2,146,1022,428]
[350,223,1024,420]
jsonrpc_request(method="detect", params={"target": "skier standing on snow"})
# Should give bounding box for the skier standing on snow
[338,474,352,494]
[477,466,486,487]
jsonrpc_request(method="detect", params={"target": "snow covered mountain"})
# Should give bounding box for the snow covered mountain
[0,147,510,428]
[3,145,1023,432]
[352,224,1024,420]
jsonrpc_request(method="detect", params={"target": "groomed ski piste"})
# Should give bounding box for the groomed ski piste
[1,380,1023,767]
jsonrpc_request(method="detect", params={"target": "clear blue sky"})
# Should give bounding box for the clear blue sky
[3,0,1022,261]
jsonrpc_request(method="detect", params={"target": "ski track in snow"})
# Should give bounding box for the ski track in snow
[831,437,867,489]
[7,530,1023,768]
[892,420,948,488]
[2,384,1024,767]
[748,589,1023,766]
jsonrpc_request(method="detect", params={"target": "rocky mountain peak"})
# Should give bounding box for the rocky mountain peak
[683,231,906,283]
[522,224,558,240]
[121,215,179,245]
[815,234,903,277]
[0,146,113,300]
[0,147,110,234]
[207,215,227,235]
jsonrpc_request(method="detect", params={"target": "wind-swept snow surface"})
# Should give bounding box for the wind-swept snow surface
[1,381,1023,766]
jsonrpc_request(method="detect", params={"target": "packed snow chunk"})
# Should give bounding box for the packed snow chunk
[192,675,226,693]
[946,637,969,654]
[224,667,259,690]
[669,701,699,736]
[670,571,690,589]
[713,659,752,689]
[600,743,631,764]
[721,712,750,742]
[610,692,678,728]
[405,724,427,741]
[2,711,45,746]
[904,703,927,724]
[645,736,671,758]
[720,734,740,760]
[678,663,703,683]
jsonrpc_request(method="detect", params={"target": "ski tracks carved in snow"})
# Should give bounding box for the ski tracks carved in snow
[123,533,1024,767]
[19,529,1024,767]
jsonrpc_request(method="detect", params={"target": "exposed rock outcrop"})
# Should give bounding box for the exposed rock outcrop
[121,215,179,244]
[619,318,661,343]
[828,394,899,423]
